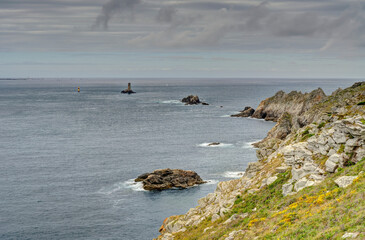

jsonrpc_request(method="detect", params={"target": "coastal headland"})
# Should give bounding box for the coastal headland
[156,82,365,240]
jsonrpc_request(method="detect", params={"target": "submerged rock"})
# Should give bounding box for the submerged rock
[181,95,208,105]
[135,168,206,191]
[208,142,220,146]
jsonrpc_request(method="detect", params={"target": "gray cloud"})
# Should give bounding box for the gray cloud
[1,0,365,56]
[92,0,141,30]
[156,6,177,23]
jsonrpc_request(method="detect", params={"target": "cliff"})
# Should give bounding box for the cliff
[155,82,365,240]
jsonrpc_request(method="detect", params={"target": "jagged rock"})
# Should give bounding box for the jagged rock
[181,95,208,105]
[342,232,360,239]
[135,169,206,191]
[294,178,315,192]
[251,88,326,123]
[325,154,342,173]
[244,162,263,178]
[335,176,358,188]
[282,181,294,196]
[231,106,255,117]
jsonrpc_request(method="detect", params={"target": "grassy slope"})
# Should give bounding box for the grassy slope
[172,84,365,240]
[174,159,365,240]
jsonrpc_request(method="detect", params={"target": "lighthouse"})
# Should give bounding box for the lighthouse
[121,83,136,94]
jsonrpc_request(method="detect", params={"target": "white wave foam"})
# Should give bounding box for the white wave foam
[247,117,266,121]
[205,179,219,185]
[97,179,145,195]
[242,141,259,149]
[198,142,234,148]
[220,111,240,118]
[222,171,245,178]
[123,179,146,192]
[161,100,182,104]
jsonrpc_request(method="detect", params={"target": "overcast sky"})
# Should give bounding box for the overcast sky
[1,0,365,78]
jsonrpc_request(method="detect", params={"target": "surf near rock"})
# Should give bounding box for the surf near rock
[135,168,206,191]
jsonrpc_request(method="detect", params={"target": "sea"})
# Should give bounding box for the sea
[0,78,359,240]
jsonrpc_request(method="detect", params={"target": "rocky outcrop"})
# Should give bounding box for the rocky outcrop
[155,82,365,240]
[181,95,208,105]
[135,169,206,191]
[231,107,255,117]
[252,88,326,123]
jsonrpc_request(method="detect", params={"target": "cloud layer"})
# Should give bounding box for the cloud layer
[1,0,364,55]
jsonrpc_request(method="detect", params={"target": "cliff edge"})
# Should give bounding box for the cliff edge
[155,82,365,240]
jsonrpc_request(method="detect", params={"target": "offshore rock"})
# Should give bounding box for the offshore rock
[135,169,206,191]
[181,95,208,105]
[231,106,255,117]
[208,142,220,146]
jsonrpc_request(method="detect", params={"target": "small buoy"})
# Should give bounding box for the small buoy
[77,87,80,93]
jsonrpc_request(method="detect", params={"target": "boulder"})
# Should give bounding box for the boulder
[342,232,360,239]
[135,168,206,191]
[334,176,358,188]
[325,153,342,173]
[231,107,255,117]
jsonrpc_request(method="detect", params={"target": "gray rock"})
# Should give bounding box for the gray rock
[275,166,289,173]
[327,149,336,156]
[341,232,359,239]
[211,213,220,222]
[292,168,306,181]
[325,154,341,173]
[335,176,358,188]
[282,182,294,196]
[266,176,278,185]
[294,178,315,192]
[244,162,263,178]
[333,131,347,144]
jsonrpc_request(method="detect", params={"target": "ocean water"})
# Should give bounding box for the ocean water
[0,78,358,239]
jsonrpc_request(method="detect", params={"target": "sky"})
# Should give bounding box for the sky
[1,0,365,78]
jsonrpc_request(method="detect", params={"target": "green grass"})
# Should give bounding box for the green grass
[338,144,345,153]
[318,122,326,129]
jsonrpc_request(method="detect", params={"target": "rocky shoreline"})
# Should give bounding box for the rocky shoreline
[155,82,365,240]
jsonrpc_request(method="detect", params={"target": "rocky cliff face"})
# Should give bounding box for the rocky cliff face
[155,82,365,240]
[252,88,326,122]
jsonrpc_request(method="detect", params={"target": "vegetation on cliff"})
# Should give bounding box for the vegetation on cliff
[156,82,365,240]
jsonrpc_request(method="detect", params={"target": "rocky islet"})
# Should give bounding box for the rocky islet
[135,168,206,191]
